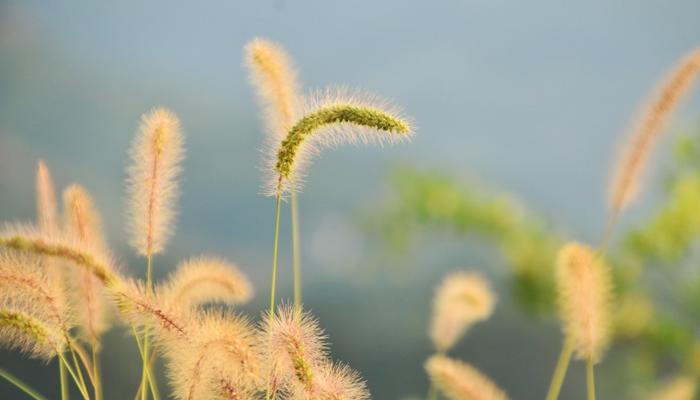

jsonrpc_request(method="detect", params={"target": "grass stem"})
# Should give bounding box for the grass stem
[58,353,90,400]
[291,190,301,313]
[91,345,102,400]
[0,367,48,400]
[59,355,69,400]
[265,192,283,400]
[141,254,154,400]
[545,339,574,400]
[587,359,596,400]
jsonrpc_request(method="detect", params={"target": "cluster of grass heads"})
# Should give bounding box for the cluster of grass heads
[370,49,700,399]
[0,38,411,400]
[1,38,699,400]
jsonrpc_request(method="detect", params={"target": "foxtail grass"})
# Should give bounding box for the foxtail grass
[607,48,700,238]
[545,242,612,400]
[429,271,496,353]
[425,355,509,400]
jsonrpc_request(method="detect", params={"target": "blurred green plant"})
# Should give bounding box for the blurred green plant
[368,125,700,395]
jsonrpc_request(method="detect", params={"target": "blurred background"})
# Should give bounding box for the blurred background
[2,1,700,399]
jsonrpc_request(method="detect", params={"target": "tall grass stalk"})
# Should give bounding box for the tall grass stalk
[58,353,90,400]
[0,367,48,400]
[59,359,69,400]
[545,339,574,400]
[291,190,301,312]
[68,346,89,399]
[265,192,283,400]
[91,345,102,400]
[140,254,155,400]
[131,326,159,400]
[587,359,596,400]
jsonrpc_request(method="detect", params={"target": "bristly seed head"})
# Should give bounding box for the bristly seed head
[555,242,613,363]
[126,107,185,257]
[63,184,112,347]
[608,48,700,217]
[244,38,301,140]
[161,256,253,311]
[430,270,496,352]
[0,307,66,361]
[425,355,509,400]
[266,87,413,197]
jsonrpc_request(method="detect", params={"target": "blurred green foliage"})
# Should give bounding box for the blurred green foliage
[369,127,700,393]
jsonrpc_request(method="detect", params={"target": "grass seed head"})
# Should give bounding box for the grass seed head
[126,107,185,257]
[555,242,613,363]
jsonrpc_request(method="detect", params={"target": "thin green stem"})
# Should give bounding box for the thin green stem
[58,353,90,400]
[131,326,159,400]
[587,359,596,400]
[141,254,153,400]
[0,367,48,400]
[60,355,69,400]
[291,190,302,313]
[266,192,283,400]
[427,383,438,400]
[91,345,102,400]
[69,342,95,390]
[68,347,89,399]
[545,338,574,400]
[134,352,160,400]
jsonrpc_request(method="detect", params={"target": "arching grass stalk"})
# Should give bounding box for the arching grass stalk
[0,367,49,400]
[291,190,301,313]
[587,359,596,400]
[545,339,574,400]
[265,192,283,400]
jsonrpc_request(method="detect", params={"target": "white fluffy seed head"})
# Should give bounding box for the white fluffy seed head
[430,271,496,352]
[608,49,700,215]
[162,311,261,400]
[126,107,185,257]
[260,305,327,397]
[313,362,371,400]
[244,37,302,141]
[0,251,72,341]
[0,305,66,362]
[161,256,253,311]
[0,223,117,287]
[555,242,613,363]
[63,185,112,346]
[425,355,509,400]
[36,160,58,234]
